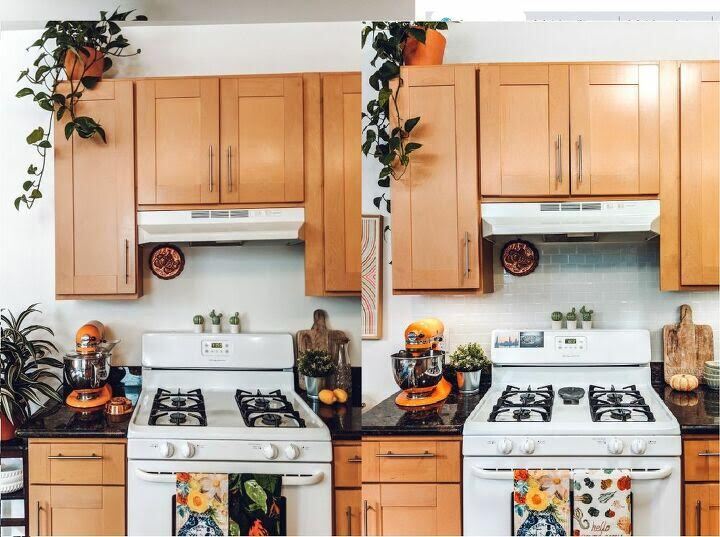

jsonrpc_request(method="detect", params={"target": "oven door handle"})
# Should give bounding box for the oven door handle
[470,466,673,481]
[134,468,325,486]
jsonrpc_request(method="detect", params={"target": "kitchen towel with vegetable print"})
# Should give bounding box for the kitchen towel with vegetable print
[571,469,632,536]
[513,469,571,536]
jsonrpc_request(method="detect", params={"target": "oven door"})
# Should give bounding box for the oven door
[462,456,680,536]
[127,459,332,536]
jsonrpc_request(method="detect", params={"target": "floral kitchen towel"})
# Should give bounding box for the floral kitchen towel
[228,474,285,536]
[514,469,571,536]
[176,473,229,536]
[571,469,632,536]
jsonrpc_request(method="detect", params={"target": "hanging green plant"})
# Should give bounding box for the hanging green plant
[14,8,147,211]
[361,21,448,214]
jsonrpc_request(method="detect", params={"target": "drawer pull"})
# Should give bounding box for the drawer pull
[696,499,702,533]
[346,506,352,534]
[698,451,720,456]
[376,450,435,458]
[347,456,362,463]
[48,454,102,460]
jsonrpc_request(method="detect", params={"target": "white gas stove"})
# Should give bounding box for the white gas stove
[127,332,331,536]
[463,329,681,536]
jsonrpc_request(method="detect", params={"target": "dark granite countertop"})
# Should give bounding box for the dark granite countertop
[656,384,719,435]
[299,395,362,440]
[15,401,131,439]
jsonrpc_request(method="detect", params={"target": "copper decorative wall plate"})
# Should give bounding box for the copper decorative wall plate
[149,244,185,280]
[500,239,539,276]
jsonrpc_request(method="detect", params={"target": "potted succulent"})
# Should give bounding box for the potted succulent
[209,310,222,334]
[566,308,578,330]
[192,315,204,333]
[449,343,490,394]
[1,304,64,440]
[297,349,336,399]
[580,306,594,329]
[14,9,147,211]
[229,312,241,334]
[551,311,563,330]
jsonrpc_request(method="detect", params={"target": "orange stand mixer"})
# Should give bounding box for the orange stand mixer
[63,321,117,409]
[391,318,452,407]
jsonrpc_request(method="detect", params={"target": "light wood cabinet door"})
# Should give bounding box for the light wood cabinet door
[685,483,720,536]
[335,489,361,536]
[322,73,361,291]
[391,65,481,291]
[680,62,720,286]
[136,77,220,205]
[220,75,304,203]
[29,485,125,536]
[54,81,137,297]
[570,64,660,196]
[479,64,570,196]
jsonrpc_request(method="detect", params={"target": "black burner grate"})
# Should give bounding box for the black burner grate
[489,385,554,422]
[235,389,306,428]
[588,385,655,422]
[148,388,208,426]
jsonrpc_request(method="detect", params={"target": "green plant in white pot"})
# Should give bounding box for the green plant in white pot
[297,349,335,399]
[208,310,222,334]
[566,308,578,330]
[580,306,594,329]
[449,343,490,394]
[229,312,241,334]
[551,311,563,330]
[192,315,204,333]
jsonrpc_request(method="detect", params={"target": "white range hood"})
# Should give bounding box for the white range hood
[137,208,304,244]
[481,200,660,240]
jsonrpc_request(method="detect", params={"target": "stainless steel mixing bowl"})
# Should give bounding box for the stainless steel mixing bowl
[391,350,445,398]
[63,351,111,400]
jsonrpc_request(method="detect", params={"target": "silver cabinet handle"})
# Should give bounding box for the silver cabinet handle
[124,238,129,284]
[346,506,352,535]
[226,146,232,192]
[464,231,471,279]
[347,456,362,463]
[696,499,702,533]
[555,134,562,183]
[577,134,583,186]
[698,451,720,456]
[209,145,214,192]
[36,500,41,536]
[376,450,435,458]
[363,500,372,536]
[47,454,102,460]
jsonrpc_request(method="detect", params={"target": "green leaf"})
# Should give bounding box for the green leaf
[16,88,34,98]
[23,181,33,191]
[27,164,38,175]
[406,27,426,44]
[17,69,29,82]
[378,178,390,188]
[378,87,392,107]
[64,122,76,139]
[404,142,422,154]
[30,189,42,199]
[38,140,52,149]
[96,125,107,143]
[81,76,100,89]
[26,127,44,144]
[404,116,420,133]
[14,196,23,210]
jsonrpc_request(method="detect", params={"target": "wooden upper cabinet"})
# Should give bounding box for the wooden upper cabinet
[220,75,304,203]
[54,80,138,298]
[479,64,570,196]
[136,78,220,205]
[322,73,361,292]
[570,64,660,196]
[392,65,484,291]
[680,62,719,286]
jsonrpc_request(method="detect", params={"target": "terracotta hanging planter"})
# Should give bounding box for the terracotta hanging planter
[64,46,105,80]
[403,28,446,66]
[1,414,16,441]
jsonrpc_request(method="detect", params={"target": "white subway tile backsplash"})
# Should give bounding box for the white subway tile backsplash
[414,241,719,362]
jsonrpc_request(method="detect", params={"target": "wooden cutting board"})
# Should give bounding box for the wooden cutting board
[296,309,348,389]
[663,304,714,383]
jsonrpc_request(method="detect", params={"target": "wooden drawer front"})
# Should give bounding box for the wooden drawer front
[685,483,720,536]
[376,483,461,536]
[334,443,362,488]
[362,440,461,483]
[685,439,720,482]
[30,484,125,536]
[29,443,125,485]
[335,488,361,536]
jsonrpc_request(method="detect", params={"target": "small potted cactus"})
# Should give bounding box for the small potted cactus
[551,311,563,330]
[580,306,594,329]
[209,310,222,334]
[566,308,578,330]
[192,314,204,333]
[229,312,240,334]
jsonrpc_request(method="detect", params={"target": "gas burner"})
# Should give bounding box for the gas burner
[589,385,655,422]
[261,413,282,426]
[235,390,306,428]
[149,388,207,426]
[245,410,306,428]
[490,406,550,422]
[558,386,585,405]
[489,385,554,422]
[513,408,531,420]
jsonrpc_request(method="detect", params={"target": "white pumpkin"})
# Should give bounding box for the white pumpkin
[669,373,699,392]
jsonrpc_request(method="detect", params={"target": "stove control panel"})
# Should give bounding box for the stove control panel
[201,339,231,356]
[554,336,587,352]
[129,439,333,462]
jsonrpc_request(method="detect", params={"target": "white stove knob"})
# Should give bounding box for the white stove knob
[181,442,195,458]
[159,442,175,458]
[262,443,278,460]
[284,444,300,460]
[520,439,536,454]
[631,439,647,455]
[607,438,625,455]
[497,438,514,455]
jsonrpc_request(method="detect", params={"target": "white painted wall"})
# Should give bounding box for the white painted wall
[0,22,361,366]
[362,21,720,408]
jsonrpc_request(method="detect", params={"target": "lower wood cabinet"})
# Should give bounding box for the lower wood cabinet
[28,438,126,536]
[334,440,362,536]
[683,435,720,536]
[361,436,462,536]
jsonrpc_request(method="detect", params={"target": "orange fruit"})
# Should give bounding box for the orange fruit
[333,388,348,403]
[318,389,336,405]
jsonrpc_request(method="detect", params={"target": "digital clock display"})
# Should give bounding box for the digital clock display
[211,342,223,349]
[565,338,577,344]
